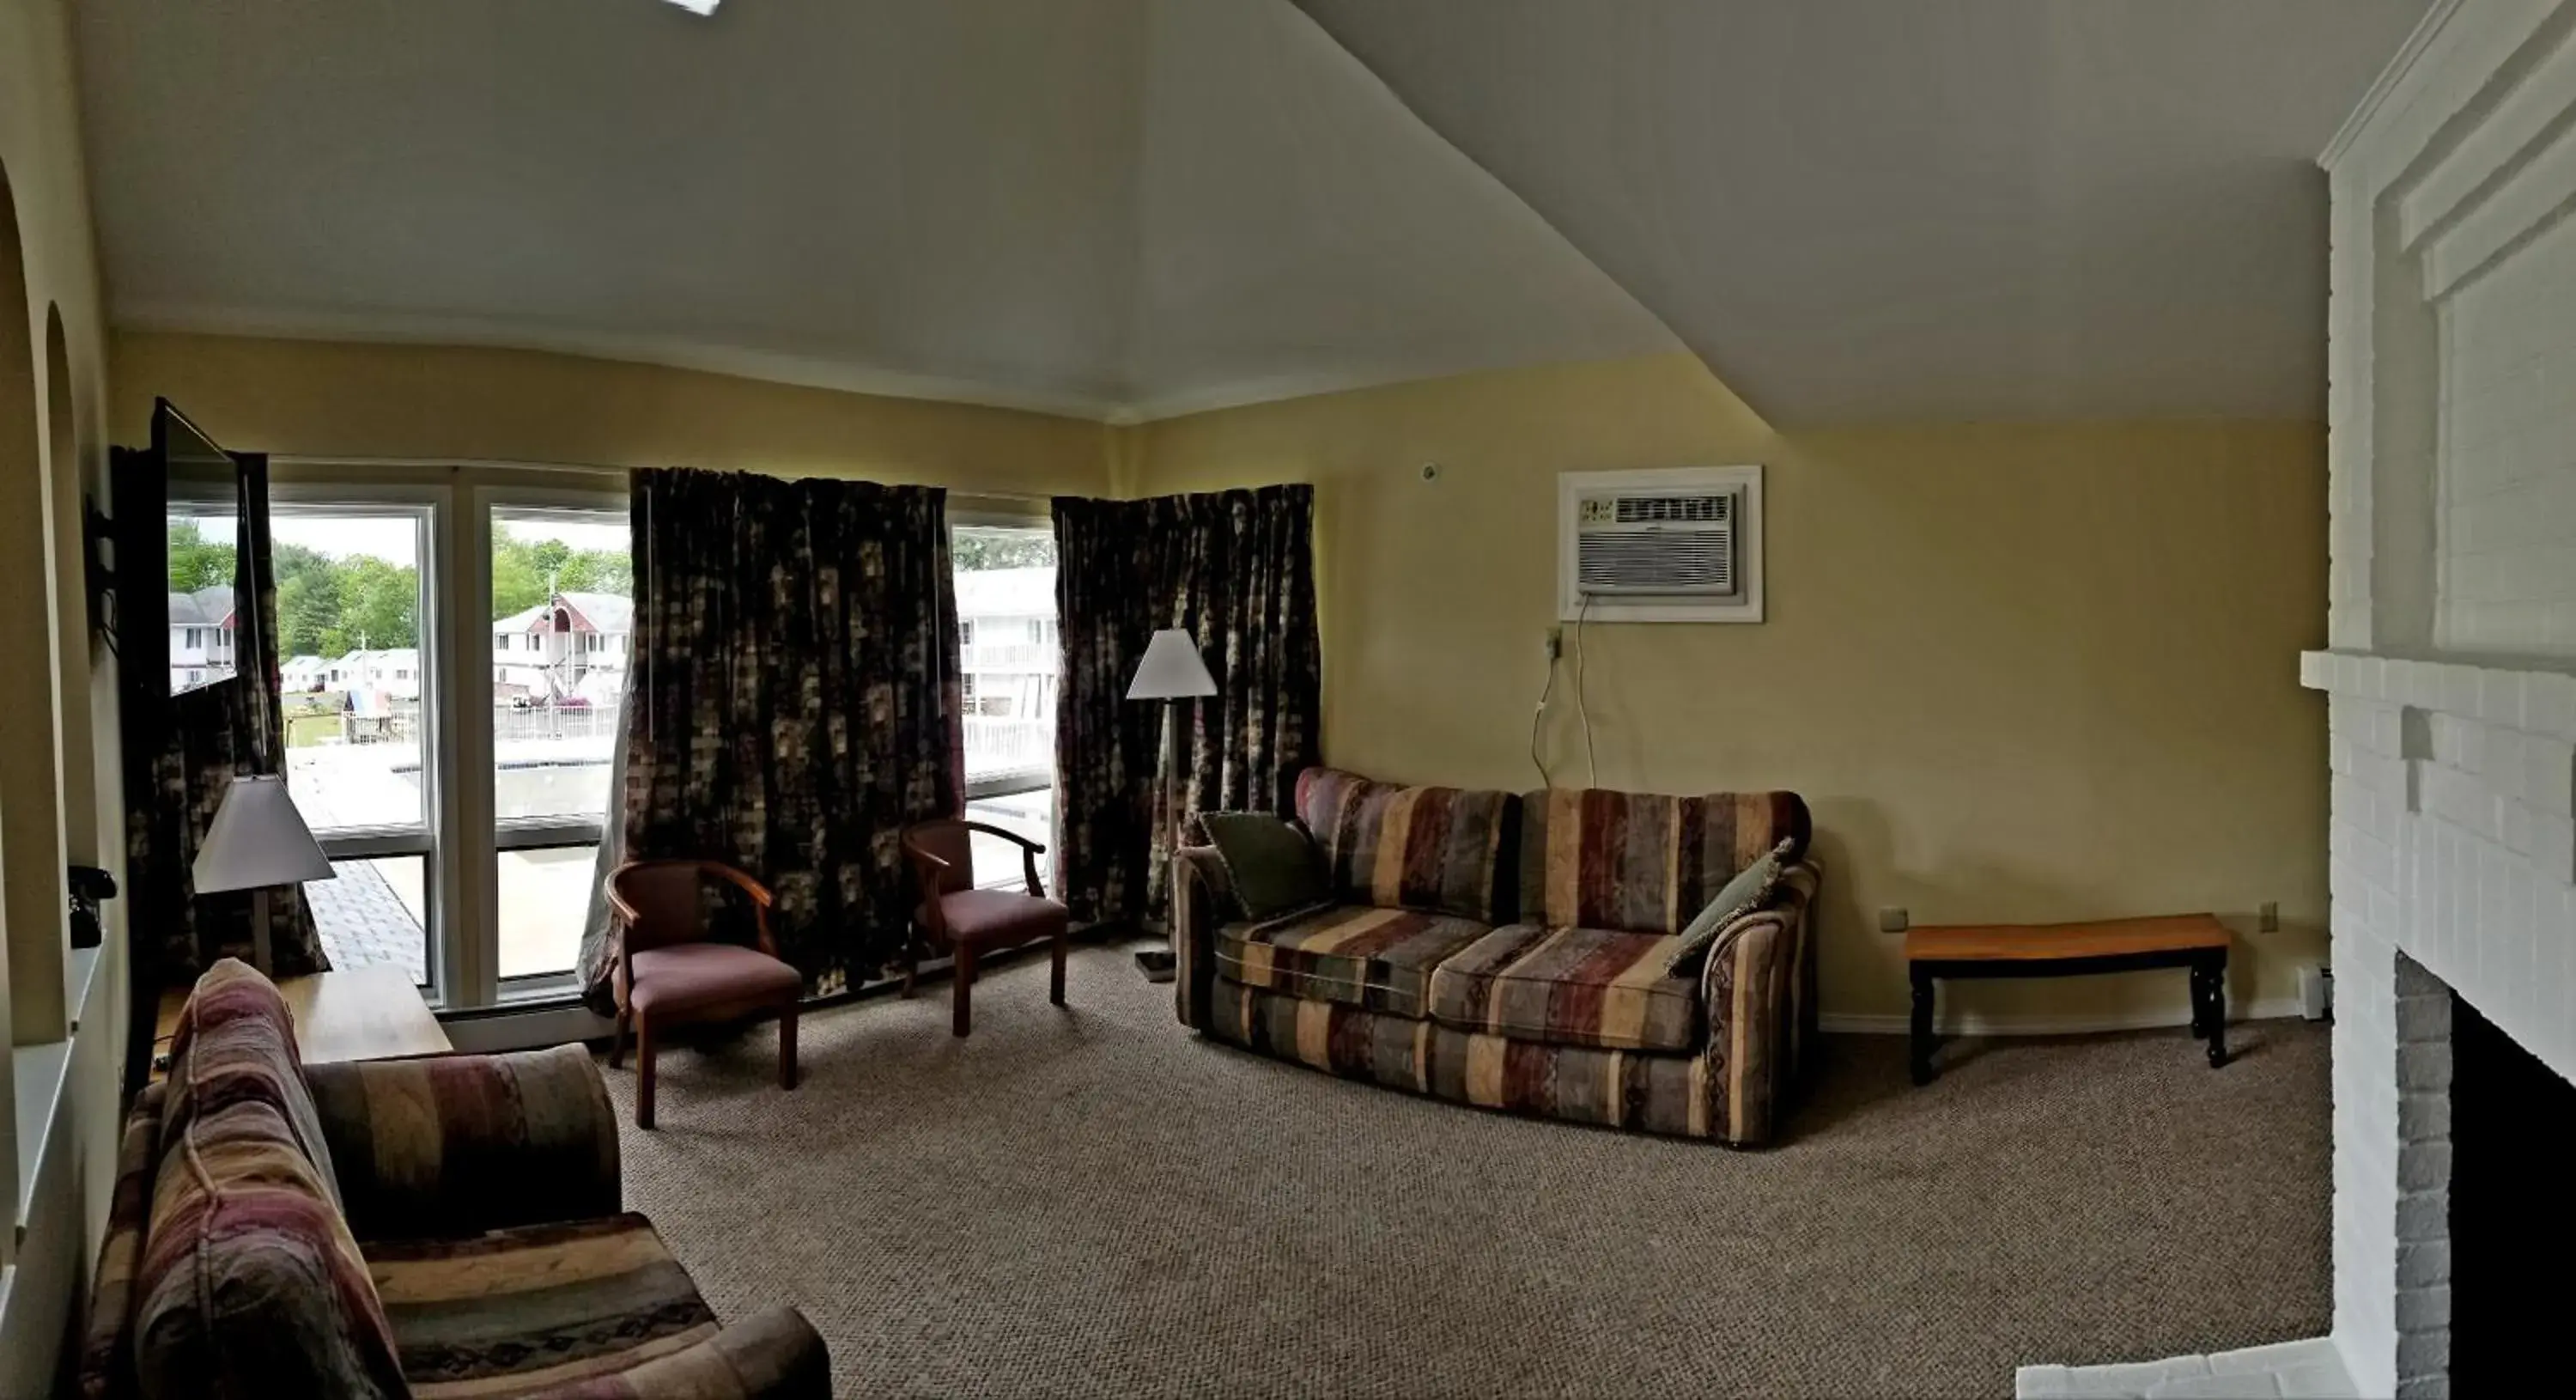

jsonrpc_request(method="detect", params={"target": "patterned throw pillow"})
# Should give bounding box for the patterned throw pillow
[1662,837,1798,978]
[1199,812,1332,922]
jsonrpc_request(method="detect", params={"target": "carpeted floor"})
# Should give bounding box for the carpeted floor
[598,943,2331,1398]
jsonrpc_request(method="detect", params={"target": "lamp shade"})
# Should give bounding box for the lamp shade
[192,775,335,894]
[1127,628,1217,701]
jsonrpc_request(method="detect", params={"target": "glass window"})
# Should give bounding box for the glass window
[952,524,1058,892]
[491,505,631,983]
[305,855,430,986]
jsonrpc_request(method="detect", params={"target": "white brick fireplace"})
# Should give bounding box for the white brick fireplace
[2312,2,2576,1392]
[2026,5,2576,1397]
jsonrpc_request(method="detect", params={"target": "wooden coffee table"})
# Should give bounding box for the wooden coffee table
[1903,914,2231,1085]
[155,965,451,1078]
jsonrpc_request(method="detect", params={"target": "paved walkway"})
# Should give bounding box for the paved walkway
[306,860,428,984]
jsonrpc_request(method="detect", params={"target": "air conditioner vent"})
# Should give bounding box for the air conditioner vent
[1557,466,1764,624]
[1615,494,1730,525]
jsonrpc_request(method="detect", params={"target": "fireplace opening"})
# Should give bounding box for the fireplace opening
[2450,988,2576,1392]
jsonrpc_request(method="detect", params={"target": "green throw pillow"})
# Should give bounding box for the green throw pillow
[1199,812,1330,922]
[1663,837,1798,978]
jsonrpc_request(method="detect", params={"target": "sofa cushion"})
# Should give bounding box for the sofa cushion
[1428,923,1701,1053]
[1198,811,1330,921]
[161,956,342,1209]
[368,1212,721,1397]
[1518,788,1812,935]
[133,1098,406,1400]
[1217,903,1493,1019]
[1295,767,1520,922]
[1665,836,1800,978]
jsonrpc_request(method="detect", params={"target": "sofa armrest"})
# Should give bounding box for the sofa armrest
[529,1306,829,1399]
[305,1043,622,1243]
[1172,845,1231,1029]
[1696,860,1823,1147]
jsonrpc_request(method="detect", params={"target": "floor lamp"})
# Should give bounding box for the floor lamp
[194,774,335,975]
[1127,628,1215,982]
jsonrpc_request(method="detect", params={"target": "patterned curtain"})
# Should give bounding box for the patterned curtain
[1052,485,1321,928]
[613,467,964,997]
[116,445,327,987]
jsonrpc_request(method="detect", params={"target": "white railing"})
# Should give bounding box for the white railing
[964,715,1053,779]
[961,641,1057,673]
[494,704,623,744]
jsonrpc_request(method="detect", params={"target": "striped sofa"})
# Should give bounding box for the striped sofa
[1175,768,1820,1147]
[80,959,828,1399]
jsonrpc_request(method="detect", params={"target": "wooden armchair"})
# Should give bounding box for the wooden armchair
[605,859,803,1129]
[899,819,1071,1037]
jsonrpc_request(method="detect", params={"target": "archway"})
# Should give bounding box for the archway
[0,161,69,1045]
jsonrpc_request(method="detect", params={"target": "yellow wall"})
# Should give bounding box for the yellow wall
[112,332,1118,499]
[2,0,129,1388]
[1136,353,2329,1026]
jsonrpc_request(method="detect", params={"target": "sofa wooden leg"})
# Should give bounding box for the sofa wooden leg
[636,1015,657,1129]
[779,1001,799,1090]
[953,947,975,1038]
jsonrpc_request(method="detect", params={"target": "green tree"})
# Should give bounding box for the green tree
[277,570,344,658]
[337,557,420,650]
[167,520,237,593]
[952,528,1054,572]
[491,534,548,620]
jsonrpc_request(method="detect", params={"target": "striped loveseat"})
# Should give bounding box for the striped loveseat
[1174,769,1820,1147]
[80,959,827,1399]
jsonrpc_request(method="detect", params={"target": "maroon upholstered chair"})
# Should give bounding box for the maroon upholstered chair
[899,819,1071,1037]
[605,860,802,1129]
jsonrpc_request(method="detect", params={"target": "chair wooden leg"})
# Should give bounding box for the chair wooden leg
[1050,932,1067,1006]
[952,947,976,1038]
[779,1001,799,1090]
[636,1014,657,1130]
[608,1008,629,1069]
[900,936,919,999]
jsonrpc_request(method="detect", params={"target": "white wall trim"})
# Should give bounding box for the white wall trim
[1821,996,2306,1038]
[2320,0,2468,172]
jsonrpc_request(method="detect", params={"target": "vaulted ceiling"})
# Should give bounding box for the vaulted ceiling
[74,0,2427,425]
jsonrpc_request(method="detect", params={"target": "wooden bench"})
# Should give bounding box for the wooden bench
[1903,914,2231,1084]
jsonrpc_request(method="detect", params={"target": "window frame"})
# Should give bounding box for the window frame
[169,481,456,1001]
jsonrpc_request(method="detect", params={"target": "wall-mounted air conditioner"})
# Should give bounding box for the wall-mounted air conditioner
[1557,466,1763,623]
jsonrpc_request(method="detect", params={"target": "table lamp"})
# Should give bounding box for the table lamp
[1127,628,1215,981]
[193,773,335,974]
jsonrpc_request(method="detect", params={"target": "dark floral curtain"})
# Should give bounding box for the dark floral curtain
[605,467,963,999]
[1052,485,1321,928]
[116,441,326,988]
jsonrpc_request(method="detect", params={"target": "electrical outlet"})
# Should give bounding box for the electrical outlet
[1543,627,1563,661]
[1879,907,1909,934]
[2258,901,2279,933]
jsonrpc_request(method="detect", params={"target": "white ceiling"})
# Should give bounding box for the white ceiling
[75,0,2428,426]
[72,0,1673,423]
[1294,0,2433,423]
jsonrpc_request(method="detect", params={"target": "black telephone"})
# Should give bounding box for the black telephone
[70,864,116,950]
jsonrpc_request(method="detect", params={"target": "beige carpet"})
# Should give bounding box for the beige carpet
[598,943,2330,1398]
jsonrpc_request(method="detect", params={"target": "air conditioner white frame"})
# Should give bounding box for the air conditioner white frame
[1557,465,1764,624]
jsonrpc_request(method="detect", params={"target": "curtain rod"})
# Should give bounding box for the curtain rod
[267,454,1063,503]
